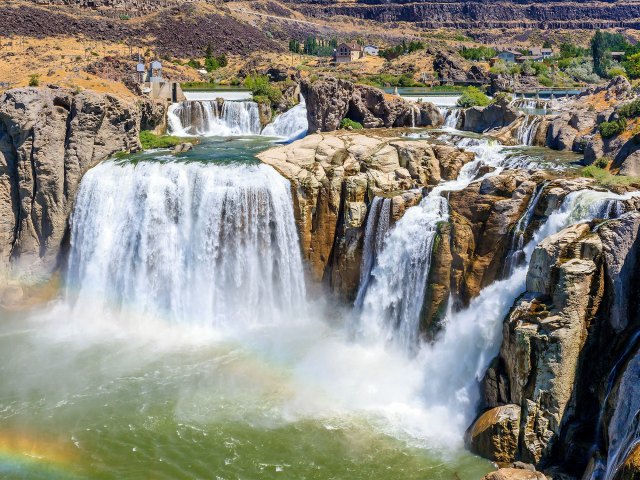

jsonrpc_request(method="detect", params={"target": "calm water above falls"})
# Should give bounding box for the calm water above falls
[0,137,493,479]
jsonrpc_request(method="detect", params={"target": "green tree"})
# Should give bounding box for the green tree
[457,86,490,108]
[591,30,609,77]
[623,53,640,79]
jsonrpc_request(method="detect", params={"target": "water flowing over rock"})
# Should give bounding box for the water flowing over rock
[261,96,309,142]
[0,87,142,282]
[257,132,472,297]
[301,77,443,133]
[168,100,263,136]
[67,161,306,326]
[472,190,640,469]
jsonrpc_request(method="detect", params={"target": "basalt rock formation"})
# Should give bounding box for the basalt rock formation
[468,205,640,475]
[286,0,640,30]
[0,86,153,284]
[256,132,472,295]
[462,95,522,133]
[301,77,443,133]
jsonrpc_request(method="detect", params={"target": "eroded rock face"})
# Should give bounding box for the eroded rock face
[301,77,443,133]
[0,87,142,281]
[462,96,521,133]
[257,132,472,298]
[482,468,545,480]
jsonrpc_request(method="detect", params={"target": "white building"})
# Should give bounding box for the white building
[364,45,379,56]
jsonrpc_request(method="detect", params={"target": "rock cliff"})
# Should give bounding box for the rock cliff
[0,86,149,284]
[257,132,471,295]
[301,77,443,133]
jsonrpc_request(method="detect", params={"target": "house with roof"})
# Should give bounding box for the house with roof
[496,49,522,63]
[529,47,554,59]
[516,55,544,63]
[334,43,364,63]
[364,45,379,56]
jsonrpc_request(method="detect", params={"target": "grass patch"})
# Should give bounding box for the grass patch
[582,165,640,186]
[340,118,363,130]
[140,131,188,150]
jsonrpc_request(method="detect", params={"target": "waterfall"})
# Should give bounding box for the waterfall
[502,181,548,277]
[261,96,308,142]
[440,108,462,129]
[354,138,507,349]
[354,197,392,309]
[516,114,543,146]
[66,160,306,327]
[168,100,262,136]
[414,189,639,436]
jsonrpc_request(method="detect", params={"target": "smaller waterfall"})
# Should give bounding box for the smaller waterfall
[261,96,308,142]
[168,100,262,136]
[355,197,393,309]
[502,181,548,276]
[440,108,462,129]
[516,114,544,146]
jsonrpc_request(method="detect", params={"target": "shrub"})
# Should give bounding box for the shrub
[459,46,497,61]
[599,119,627,138]
[244,74,282,104]
[340,118,363,130]
[617,98,640,119]
[140,131,187,150]
[608,66,628,79]
[457,87,490,108]
[28,74,40,87]
[594,156,612,168]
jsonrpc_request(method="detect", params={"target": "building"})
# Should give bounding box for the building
[611,51,626,62]
[136,62,145,83]
[149,60,163,82]
[516,55,544,63]
[334,43,364,63]
[496,50,522,63]
[364,45,379,56]
[529,47,554,59]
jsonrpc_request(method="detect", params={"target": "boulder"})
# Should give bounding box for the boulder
[482,468,546,480]
[466,404,521,463]
[463,96,521,133]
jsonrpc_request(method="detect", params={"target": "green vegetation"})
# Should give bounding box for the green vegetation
[582,164,640,187]
[599,119,627,138]
[340,118,363,130]
[617,98,640,119]
[289,37,338,57]
[359,73,419,88]
[140,131,187,150]
[459,46,497,61]
[244,74,282,104]
[181,81,219,91]
[380,40,424,61]
[457,87,490,108]
[28,74,40,87]
[594,156,612,169]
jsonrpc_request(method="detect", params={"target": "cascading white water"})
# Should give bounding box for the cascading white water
[354,196,392,309]
[502,181,548,276]
[516,114,544,146]
[443,109,462,129]
[261,96,308,142]
[67,160,306,327]
[413,189,639,436]
[355,138,507,349]
[168,100,262,136]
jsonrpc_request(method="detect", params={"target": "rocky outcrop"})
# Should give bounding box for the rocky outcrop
[0,86,142,282]
[301,77,443,133]
[489,73,540,96]
[466,404,521,463]
[256,132,471,297]
[433,51,468,83]
[482,468,545,480]
[462,96,521,133]
[471,210,640,473]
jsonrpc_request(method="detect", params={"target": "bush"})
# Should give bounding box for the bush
[617,98,640,119]
[594,156,612,168]
[457,87,490,108]
[340,118,363,130]
[244,74,282,104]
[608,66,628,79]
[140,131,187,150]
[599,119,627,138]
[28,74,40,87]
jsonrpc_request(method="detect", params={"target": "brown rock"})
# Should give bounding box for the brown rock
[466,404,521,463]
